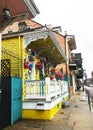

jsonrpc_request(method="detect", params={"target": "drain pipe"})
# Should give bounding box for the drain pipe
[0,33,2,76]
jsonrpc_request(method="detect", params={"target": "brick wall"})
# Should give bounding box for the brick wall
[2,19,43,34]
[53,32,67,75]
[53,32,66,54]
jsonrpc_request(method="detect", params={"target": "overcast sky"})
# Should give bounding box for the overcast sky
[33,0,93,77]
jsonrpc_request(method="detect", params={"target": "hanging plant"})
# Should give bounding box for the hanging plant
[36,61,42,70]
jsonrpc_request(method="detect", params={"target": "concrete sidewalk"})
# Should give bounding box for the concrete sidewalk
[4,91,93,130]
[67,91,93,130]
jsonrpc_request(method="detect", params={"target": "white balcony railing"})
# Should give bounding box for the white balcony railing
[23,79,68,102]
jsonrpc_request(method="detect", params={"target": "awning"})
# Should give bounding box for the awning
[66,35,76,51]
[25,30,67,66]
[0,0,40,31]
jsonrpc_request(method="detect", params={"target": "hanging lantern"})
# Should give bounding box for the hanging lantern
[50,68,55,74]
[2,8,10,20]
[50,76,54,80]
[29,63,33,70]
[24,60,30,69]
[36,61,42,70]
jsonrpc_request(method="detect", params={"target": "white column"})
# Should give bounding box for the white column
[31,61,35,80]
[45,77,51,101]
[72,74,76,94]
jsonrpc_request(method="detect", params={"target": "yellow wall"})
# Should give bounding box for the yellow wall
[2,36,23,77]
[22,102,62,120]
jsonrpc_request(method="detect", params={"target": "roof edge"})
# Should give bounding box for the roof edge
[24,0,40,17]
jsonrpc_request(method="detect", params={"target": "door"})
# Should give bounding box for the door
[0,76,11,130]
[11,77,22,124]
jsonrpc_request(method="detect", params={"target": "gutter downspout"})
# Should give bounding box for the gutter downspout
[22,36,24,101]
[0,33,2,76]
[64,35,67,75]
[18,36,21,77]
[64,34,70,99]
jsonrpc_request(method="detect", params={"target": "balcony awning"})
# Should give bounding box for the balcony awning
[25,30,67,66]
[2,29,67,66]
[0,0,40,31]
[66,35,76,51]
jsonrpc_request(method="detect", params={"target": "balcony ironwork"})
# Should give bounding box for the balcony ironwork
[69,58,77,70]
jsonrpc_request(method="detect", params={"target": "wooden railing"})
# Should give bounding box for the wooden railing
[23,79,68,101]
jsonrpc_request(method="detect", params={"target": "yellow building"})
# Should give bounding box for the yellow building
[2,25,69,120]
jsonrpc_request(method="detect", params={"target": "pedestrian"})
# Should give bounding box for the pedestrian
[84,70,93,105]
[91,71,93,78]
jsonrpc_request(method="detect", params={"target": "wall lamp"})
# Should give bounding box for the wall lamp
[2,8,10,20]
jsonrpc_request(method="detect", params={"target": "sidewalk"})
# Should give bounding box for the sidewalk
[4,91,93,130]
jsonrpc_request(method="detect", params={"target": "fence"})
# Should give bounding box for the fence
[23,80,68,102]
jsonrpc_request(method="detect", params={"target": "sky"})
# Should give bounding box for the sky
[33,0,93,77]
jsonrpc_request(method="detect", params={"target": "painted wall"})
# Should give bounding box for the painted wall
[22,101,62,120]
[2,36,23,77]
